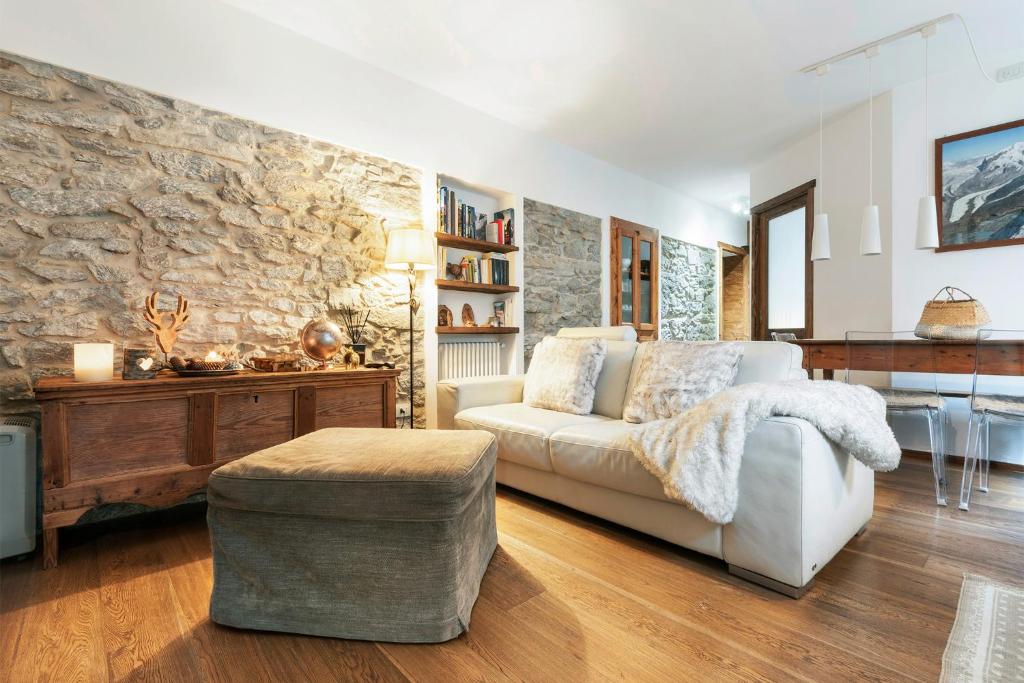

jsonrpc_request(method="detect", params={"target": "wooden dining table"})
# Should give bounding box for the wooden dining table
[793,338,1024,380]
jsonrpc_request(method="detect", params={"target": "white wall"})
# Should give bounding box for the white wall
[0,0,743,279]
[752,66,1024,465]
[0,0,743,427]
[889,66,1024,465]
[751,94,895,339]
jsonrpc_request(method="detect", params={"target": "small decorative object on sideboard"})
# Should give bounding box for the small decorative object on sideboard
[143,291,189,361]
[169,351,243,377]
[122,348,159,380]
[300,317,344,369]
[249,353,303,373]
[341,347,361,370]
[73,343,114,383]
[438,304,454,327]
[493,300,506,327]
[461,304,476,327]
[338,304,370,365]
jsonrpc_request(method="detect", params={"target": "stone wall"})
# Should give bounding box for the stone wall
[0,51,424,422]
[523,198,601,363]
[660,236,717,341]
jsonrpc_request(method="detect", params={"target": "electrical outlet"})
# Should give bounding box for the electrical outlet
[996,61,1024,83]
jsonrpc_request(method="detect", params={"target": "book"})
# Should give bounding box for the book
[485,220,500,243]
[446,189,456,234]
[438,186,448,233]
[494,208,514,245]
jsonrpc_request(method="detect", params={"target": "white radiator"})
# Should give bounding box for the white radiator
[439,341,502,380]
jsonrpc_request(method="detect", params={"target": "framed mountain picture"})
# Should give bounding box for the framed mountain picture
[936,118,1024,252]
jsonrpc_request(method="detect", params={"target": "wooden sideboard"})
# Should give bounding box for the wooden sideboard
[35,367,399,568]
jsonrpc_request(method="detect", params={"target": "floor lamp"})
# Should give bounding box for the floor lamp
[385,229,435,428]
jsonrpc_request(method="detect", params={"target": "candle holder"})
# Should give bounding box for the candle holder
[123,348,159,380]
[74,343,114,382]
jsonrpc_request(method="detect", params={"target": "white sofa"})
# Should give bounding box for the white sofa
[437,326,874,597]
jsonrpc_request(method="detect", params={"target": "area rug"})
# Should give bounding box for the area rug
[941,574,1024,682]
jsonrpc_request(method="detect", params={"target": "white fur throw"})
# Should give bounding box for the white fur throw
[524,336,607,414]
[628,380,901,524]
[622,341,743,423]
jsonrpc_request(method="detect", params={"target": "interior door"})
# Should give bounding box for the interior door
[610,217,659,340]
[750,182,815,341]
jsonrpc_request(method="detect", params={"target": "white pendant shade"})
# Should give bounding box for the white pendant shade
[915,196,940,249]
[811,213,831,261]
[859,205,881,255]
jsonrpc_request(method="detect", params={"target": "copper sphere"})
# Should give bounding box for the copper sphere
[300,318,344,367]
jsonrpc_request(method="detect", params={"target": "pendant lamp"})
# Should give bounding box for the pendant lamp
[915,24,940,250]
[860,47,882,255]
[811,65,831,261]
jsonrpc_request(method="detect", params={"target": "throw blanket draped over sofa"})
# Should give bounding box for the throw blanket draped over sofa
[628,380,902,524]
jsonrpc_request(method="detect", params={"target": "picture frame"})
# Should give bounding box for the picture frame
[935,117,1024,252]
[493,300,506,326]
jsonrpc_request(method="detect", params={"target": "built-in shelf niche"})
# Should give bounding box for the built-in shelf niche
[433,173,523,381]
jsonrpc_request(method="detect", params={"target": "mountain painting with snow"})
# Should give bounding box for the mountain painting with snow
[938,119,1024,250]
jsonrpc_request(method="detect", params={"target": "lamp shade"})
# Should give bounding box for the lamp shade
[811,213,831,261]
[915,196,939,249]
[859,205,881,255]
[384,229,435,270]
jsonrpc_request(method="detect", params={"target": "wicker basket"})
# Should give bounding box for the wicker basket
[914,286,991,340]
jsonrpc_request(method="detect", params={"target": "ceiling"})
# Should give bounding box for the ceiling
[221,0,1024,210]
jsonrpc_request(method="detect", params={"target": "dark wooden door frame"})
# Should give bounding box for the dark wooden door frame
[749,181,815,341]
[610,216,659,341]
[717,241,749,340]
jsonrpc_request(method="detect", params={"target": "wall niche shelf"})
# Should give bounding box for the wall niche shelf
[436,326,520,335]
[435,279,519,294]
[435,232,519,254]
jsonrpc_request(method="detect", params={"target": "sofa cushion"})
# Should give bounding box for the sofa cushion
[549,421,667,501]
[524,336,607,414]
[622,341,743,423]
[733,341,805,384]
[455,403,610,472]
[556,325,638,342]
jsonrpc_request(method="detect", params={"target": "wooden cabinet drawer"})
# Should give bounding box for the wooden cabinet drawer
[216,390,295,461]
[67,397,188,482]
[316,384,386,428]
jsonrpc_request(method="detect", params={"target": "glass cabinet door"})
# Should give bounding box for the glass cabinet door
[620,235,633,323]
[611,218,659,340]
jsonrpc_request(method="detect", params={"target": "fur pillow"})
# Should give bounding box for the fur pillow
[524,337,608,414]
[622,341,744,423]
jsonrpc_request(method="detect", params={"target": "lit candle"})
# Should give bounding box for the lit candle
[74,343,114,382]
[205,351,224,362]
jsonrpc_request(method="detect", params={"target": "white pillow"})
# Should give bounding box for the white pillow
[524,336,608,415]
[622,341,743,423]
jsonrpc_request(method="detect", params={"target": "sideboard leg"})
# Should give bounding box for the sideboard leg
[43,529,59,569]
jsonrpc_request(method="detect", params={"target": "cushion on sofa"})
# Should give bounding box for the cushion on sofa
[548,421,668,501]
[732,341,805,384]
[622,341,743,423]
[455,403,610,472]
[556,325,638,342]
[524,336,607,414]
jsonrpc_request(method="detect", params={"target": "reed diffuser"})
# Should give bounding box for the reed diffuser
[339,304,370,365]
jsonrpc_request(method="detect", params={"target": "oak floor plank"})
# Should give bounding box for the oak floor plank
[0,543,106,683]
[2,459,1021,682]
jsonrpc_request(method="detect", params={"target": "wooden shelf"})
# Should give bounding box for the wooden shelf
[436,279,518,294]
[437,326,519,335]
[436,232,518,254]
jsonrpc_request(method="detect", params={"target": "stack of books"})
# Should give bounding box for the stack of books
[436,247,510,285]
[438,186,515,246]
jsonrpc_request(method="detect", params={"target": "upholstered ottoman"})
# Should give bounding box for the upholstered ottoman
[206,428,497,643]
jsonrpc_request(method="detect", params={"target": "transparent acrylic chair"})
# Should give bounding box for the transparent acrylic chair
[845,331,948,505]
[959,329,1024,511]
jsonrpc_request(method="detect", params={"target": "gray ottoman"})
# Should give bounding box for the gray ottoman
[207,427,497,643]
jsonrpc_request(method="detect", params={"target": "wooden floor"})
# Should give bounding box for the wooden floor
[2,459,1022,682]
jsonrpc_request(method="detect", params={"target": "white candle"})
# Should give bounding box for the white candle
[74,343,114,382]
